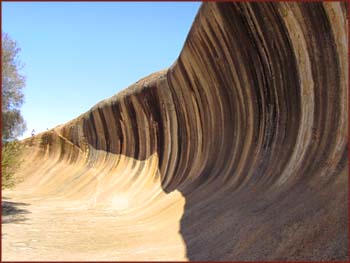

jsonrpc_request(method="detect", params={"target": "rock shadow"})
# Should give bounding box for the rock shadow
[175,179,348,261]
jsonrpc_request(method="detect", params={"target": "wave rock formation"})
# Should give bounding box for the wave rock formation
[3,2,348,261]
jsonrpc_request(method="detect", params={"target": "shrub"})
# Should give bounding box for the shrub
[2,140,23,189]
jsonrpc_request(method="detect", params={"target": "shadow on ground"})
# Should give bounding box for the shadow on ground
[177,181,348,260]
[2,198,30,224]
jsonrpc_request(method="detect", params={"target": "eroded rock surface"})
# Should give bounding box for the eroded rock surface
[2,2,348,261]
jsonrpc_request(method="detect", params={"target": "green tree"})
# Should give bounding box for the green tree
[2,32,26,141]
[2,33,26,189]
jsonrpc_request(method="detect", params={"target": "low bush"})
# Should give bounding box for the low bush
[2,140,23,189]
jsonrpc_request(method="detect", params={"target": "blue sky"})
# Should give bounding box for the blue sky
[2,2,201,139]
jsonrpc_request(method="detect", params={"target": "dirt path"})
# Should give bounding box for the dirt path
[2,193,186,261]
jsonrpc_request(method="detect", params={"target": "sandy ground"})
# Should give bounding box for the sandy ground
[2,192,186,261]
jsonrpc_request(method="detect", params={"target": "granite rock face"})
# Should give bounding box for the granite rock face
[5,2,348,261]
